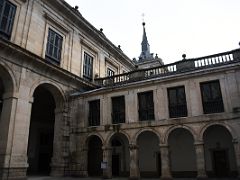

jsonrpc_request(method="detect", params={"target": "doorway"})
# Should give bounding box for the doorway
[157,153,162,176]
[27,86,55,175]
[112,154,120,176]
[88,136,103,177]
[213,150,229,177]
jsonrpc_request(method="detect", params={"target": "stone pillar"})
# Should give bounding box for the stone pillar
[194,142,207,179]
[0,93,33,180]
[102,146,112,179]
[159,144,172,180]
[50,108,65,176]
[0,94,18,179]
[233,140,240,178]
[74,147,88,177]
[129,144,140,180]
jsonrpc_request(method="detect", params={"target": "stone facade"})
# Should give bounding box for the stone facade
[0,0,240,180]
[73,53,240,179]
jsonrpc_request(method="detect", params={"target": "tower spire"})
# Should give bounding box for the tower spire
[139,20,152,61]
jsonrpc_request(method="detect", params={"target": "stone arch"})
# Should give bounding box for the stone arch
[86,134,103,177]
[199,122,237,142]
[164,125,197,144]
[136,129,161,177]
[106,131,130,147]
[86,133,104,147]
[27,82,66,176]
[167,126,197,177]
[107,131,130,177]
[202,123,238,177]
[29,80,66,109]
[0,61,17,94]
[133,128,161,144]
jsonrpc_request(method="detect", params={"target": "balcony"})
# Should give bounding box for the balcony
[95,48,240,87]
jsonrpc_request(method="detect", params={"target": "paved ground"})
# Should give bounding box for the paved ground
[27,177,238,180]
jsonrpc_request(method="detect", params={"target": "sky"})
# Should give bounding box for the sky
[65,0,240,64]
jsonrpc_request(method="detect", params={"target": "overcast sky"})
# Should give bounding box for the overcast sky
[65,0,240,64]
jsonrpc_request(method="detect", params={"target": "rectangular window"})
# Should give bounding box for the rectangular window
[168,86,188,118]
[45,28,63,64]
[107,68,115,77]
[83,52,93,80]
[138,91,154,121]
[88,99,100,126]
[200,80,224,114]
[0,0,16,40]
[112,96,125,124]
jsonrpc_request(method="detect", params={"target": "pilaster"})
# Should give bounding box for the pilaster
[129,144,140,180]
[159,144,172,180]
[194,142,207,179]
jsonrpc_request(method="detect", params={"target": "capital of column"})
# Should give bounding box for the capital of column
[2,92,19,100]
[159,144,169,148]
[194,141,204,146]
[232,138,238,144]
[102,146,113,151]
[83,147,88,152]
[129,144,139,150]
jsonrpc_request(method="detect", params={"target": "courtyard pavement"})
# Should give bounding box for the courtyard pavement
[27,177,238,180]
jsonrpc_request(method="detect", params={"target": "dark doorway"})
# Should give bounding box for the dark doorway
[157,153,162,176]
[138,131,160,177]
[213,150,229,177]
[110,134,130,177]
[27,86,55,175]
[88,136,103,177]
[112,154,120,176]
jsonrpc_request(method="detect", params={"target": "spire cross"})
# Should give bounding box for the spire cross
[142,13,145,23]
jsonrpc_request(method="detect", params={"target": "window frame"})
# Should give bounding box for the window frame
[107,68,115,77]
[167,86,188,118]
[83,52,94,81]
[200,80,224,114]
[88,99,100,127]
[45,28,63,64]
[0,0,16,40]
[138,91,155,121]
[111,96,125,124]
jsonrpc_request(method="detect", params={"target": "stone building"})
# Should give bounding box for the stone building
[0,0,240,180]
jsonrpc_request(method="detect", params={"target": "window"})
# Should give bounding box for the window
[45,28,63,64]
[200,80,224,114]
[168,86,188,118]
[138,91,154,121]
[0,0,16,40]
[112,96,125,124]
[83,52,93,80]
[107,68,115,77]
[88,100,100,126]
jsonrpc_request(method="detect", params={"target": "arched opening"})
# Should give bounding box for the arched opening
[87,135,103,177]
[110,133,130,177]
[137,131,160,178]
[203,125,237,177]
[27,86,55,175]
[168,128,197,177]
[0,64,14,121]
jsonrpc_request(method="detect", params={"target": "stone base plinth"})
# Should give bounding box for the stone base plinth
[160,177,173,180]
[50,165,65,177]
[128,176,140,180]
[0,167,27,180]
